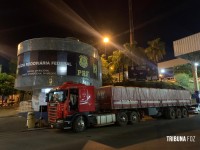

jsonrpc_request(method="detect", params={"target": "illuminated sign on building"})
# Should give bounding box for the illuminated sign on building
[17,50,98,79]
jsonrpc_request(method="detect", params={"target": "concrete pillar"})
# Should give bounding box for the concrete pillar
[31,89,47,111]
[32,90,40,111]
[192,63,199,91]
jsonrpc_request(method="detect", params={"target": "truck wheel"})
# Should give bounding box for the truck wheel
[128,111,139,124]
[181,108,188,118]
[72,116,86,133]
[176,108,182,119]
[168,108,176,119]
[116,112,128,126]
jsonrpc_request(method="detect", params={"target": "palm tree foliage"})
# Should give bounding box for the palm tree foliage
[145,38,166,63]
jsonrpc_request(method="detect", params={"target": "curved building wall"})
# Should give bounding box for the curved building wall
[15,37,102,91]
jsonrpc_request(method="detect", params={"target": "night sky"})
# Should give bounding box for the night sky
[0,0,200,61]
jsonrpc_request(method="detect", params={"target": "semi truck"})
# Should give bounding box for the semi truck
[46,82,192,132]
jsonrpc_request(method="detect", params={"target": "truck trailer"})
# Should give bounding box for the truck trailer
[46,82,192,132]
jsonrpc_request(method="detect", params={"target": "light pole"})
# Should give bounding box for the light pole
[193,62,199,91]
[192,62,200,103]
[129,0,134,45]
[103,37,109,57]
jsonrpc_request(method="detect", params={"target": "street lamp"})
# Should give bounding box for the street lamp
[103,37,109,43]
[103,37,109,57]
[160,69,165,74]
[159,68,165,81]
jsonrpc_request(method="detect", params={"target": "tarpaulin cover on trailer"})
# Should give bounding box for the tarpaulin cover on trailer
[96,86,192,109]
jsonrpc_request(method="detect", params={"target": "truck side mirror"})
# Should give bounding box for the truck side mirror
[45,94,49,102]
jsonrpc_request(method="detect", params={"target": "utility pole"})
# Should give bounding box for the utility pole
[129,0,134,45]
[192,62,200,103]
[124,0,134,82]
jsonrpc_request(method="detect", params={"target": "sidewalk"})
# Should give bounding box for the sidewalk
[0,107,19,117]
[0,107,28,132]
[0,107,49,132]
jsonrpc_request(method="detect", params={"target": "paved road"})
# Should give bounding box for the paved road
[0,113,200,150]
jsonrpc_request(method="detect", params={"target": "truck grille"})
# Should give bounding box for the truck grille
[48,103,57,123]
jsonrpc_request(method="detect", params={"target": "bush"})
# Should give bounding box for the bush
[174,73,189,87]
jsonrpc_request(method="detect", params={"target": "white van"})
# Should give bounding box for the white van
[189,104,200,114]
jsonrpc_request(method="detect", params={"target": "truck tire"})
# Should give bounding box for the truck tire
[167,108,176,119]
[128,111,139,124]
[176,108,182,119]
[72,116,86,132]
[181,108,188,118]
[116,111,128,126]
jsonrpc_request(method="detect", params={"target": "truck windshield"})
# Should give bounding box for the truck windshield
[48,91,67,102]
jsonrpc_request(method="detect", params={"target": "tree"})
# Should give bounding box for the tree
[108,50,126,82]
[101,54,109,75]
[174,64,192,77]
[0,73,17,103]
[145,38,166,63]
[100,54,113,84]
[108,50,123,72]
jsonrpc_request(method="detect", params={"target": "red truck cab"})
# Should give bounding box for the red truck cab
[46,82,96,132]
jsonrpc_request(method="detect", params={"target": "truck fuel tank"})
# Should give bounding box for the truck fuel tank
[95,114,116,126]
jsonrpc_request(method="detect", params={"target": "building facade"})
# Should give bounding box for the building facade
[15,37,102,111]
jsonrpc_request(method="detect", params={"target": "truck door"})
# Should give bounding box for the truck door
[69,88,79,112]
[79,86,95,112]
[78,88,88,112]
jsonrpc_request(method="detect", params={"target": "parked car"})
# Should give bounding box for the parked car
[188,104,200,114]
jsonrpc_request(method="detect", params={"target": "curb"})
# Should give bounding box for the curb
[21,127,49,132]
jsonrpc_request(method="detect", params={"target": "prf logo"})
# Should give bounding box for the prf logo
[79,55,88,68]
